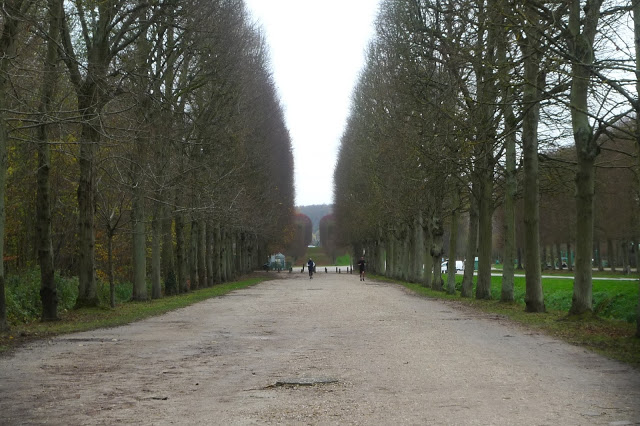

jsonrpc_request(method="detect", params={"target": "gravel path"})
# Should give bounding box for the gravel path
[1,273,639,425]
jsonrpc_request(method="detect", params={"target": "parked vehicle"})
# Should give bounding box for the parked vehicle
[441,260,464,274]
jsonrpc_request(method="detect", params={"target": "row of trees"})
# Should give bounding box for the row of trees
[334,0,639,335]
[0,0,295,330]
[319,214,341,264]
[285,213,312,262]
[535,137,638,272]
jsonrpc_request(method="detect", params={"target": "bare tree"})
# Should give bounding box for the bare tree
[519,3,545,312]
[634,0,640,337]
[0,0,36,330]
[59,1,170,307]
[36,0,63,320]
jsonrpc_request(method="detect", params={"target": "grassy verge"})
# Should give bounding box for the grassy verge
[0,276,269,355]
[494,264,638,279]
[382,274,640,368]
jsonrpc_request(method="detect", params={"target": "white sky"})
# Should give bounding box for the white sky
[244,0,381,207]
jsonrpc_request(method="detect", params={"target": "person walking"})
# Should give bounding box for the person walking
[307,258,315,279]
[357,256,366,281]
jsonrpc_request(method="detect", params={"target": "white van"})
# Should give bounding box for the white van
[441,260,464,274]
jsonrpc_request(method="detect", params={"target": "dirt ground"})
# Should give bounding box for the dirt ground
[1,272,639,425]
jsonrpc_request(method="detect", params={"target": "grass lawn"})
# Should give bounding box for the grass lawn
[291,246,351,266]
[494,263,637,279]
[392,273,640,368]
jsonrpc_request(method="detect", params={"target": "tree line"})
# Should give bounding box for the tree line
[334,0,640,336]
[0,0,295,330]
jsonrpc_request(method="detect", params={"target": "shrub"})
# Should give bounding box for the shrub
[5,268,78,325]
[97,280,132,306]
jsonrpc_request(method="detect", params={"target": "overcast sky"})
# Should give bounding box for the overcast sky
[244,0,381,207]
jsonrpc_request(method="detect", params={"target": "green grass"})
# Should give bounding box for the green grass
[384,273,640,368]
[292,247,352,266]
[494,264,638,279]
[334,254,351,266]
[0,276,269,354]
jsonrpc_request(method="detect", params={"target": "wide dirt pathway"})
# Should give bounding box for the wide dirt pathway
[1,273,639,425]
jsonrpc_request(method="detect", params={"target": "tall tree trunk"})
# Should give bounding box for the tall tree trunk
[557,242,563,270]
[634,0,640,337]
[415,213,425,282]
[161,204,175,295]
[473,0,498,301]
[175,211,187,293]
[567,0,601,316]
[394,230,403,279]
[521,9,545,312]
[430,216,444,291]
[461,193,478,298]
[377,226,386,275]
[408,216,418,282]
[622,240,630,275]
[517,246,523,270]
[131,182,147,301]
[206,219,214,287]
[0,95,6,330]
[571,157,595,315]
[197,219,206,286]
[240,232,247,274]
[75,93,100,307]
[636,238,640,274]
[608,238,615,272]
[401,225,410,281]
[213,222,221,284]
[595,239,604,272]
[542,246,548,271]
[446,199,459,295]
[220,229,228,282]
[151,206,162,299]
[238,233,244,275]
[386,230,395,279]
[475,170,493,300]
[501,110,516,302]
[422,223,432,288]
[189,219,198,290]
[37,0,62,321]
[567,242,574,272]
[0,0,30,331]
[228,232,236,280]
[107,231,115,308]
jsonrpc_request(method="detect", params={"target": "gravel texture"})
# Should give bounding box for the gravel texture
[1,272,639,425]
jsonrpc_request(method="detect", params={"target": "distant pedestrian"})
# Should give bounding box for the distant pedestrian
[358,256,366,281]
[307,258,315,279]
